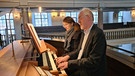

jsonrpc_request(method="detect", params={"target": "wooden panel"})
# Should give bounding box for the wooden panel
[25,62,40,76]
[0,40,33,76]
[106,48,135,76]
[107,56,135,76]
[44,40,65,56]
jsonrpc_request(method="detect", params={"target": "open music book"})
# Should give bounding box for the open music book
[26,23,48,54]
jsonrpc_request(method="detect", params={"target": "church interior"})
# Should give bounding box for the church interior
[0,0,135,76]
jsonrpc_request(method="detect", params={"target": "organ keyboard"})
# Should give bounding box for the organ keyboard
[42,49,67,76]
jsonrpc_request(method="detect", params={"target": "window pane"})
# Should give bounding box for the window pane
[7,20,14,29]
[118,11,123,22]
[42,19,48,26]
[93,12,98,23]
[0,15,5,19]
[42,13,47,18]
[35,13,41,18]
[0,20,6,30]
[65,12,78,22]
[6,13,9,19]
[6,13,13,19]
[35,19,41,26]
[33,12,49,26]
[0,13,15,45]
[8,30,15,34]
[66,12,70,16]
[71,12,76,17]
[0,30,5,35]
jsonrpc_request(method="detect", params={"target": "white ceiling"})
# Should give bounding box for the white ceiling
[0,0,135,13]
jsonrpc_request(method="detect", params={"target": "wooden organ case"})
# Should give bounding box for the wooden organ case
[24,23,67,76]
[0,23,67,76]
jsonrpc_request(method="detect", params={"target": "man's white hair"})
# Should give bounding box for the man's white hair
[80,8,94,21]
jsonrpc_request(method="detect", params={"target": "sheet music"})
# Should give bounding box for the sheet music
[27,23,41,47]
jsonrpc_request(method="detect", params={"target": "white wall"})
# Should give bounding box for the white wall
[123,11,131,22]
[103,12,109,23]
[104,11,133,23]
[108,12,114,23]
[51,16,64,26]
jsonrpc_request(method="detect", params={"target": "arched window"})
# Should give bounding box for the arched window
[118,11,123,22]
[0,13,15,46]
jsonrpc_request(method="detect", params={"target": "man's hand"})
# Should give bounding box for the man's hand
[55,55,70,65]
[58,61,68,70]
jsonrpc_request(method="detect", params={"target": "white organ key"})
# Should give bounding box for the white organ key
[52,52,67,75]
[47,50,57,71]
[42,52,48,66]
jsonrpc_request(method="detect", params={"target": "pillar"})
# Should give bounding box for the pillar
[21,8,29,37]
[13,9,22,40]
[113,11,119,23]
[98,7,103,30]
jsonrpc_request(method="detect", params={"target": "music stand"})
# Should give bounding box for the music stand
[26,23,48,54]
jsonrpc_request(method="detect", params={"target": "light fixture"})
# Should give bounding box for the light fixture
[131,9,135,17]
[13,8,20,19]
[51,11,58,17]
[60,11,66,17]
[38,6,42,13]
[28,7,32,18]
[51,10,66,17]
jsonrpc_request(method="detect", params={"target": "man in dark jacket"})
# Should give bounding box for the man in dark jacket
[56,8,107,76]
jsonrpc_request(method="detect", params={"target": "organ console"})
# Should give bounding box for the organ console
[0,23,67,76]
[42,50,67,76]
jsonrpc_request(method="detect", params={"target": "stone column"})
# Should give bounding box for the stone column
[113,11,119,23]
[21,8,29,37]
[13,9,21,40]
[98,7,103,30]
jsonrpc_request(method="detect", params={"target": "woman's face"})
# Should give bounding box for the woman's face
[63,22,73,31]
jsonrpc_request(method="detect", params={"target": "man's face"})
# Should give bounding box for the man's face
[78,12,93,30]
[78,12,87,30]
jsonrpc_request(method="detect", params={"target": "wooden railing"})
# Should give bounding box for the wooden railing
[38,27,135,41]
[104,28,135,40]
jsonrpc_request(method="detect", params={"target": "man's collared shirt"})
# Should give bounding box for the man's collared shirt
[77,24,93,59]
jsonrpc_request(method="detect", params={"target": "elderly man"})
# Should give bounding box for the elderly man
[56,8,107,76]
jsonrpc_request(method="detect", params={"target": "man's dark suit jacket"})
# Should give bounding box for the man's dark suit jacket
[68,25,107,76]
